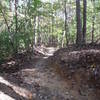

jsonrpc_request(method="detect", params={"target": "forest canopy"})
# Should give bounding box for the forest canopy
[0,0,100,62]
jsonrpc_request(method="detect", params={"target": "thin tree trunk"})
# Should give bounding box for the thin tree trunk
[0,9,10,32]
[37,15,41,45]
[83,0,87,44]
[15,0,18,34]
[9,0,12,11]
[76,0,83,46]
[33,15,36,46]
[51,12,54,45]
[61,31,65,47]
[64,0,69,46]
[0,4,14,51]
[91,0,95,44]
[14,0,18,53]
[91,15,95,43]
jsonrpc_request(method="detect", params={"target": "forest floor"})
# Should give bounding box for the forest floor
[0,46,100,100]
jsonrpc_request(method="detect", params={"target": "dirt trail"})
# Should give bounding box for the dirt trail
[0,47,99,100]
[0,47,68,100]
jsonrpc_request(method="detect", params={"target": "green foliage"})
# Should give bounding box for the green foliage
[0,0,100,62]
[0,32,12,62]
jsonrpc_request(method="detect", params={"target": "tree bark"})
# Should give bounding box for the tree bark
[64,0,69,46]
[76,0,83,46]
[14,0,18,53]
[91,0,95,44]
[91,15,95,43]
[33,15,36,45]
[15,0,18,34]
[37,15,41,45]
[83,0,87,44]
[51,11,54,45]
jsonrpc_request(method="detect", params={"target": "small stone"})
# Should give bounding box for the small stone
[65,91,69,95]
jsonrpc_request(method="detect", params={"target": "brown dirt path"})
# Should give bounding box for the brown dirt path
[0,47,99,100]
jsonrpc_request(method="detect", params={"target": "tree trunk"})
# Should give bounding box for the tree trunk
[76,0,83,46]
[64,0,69,46]
[15,0,18,34]
[0,4,15,52]
[83,0,87,44]
[9,0,12,11]
[33,15,36,46]
[37,15,41,45]
[61,31,65,47]
[91,0,95,44]
[91,15,95,43]
[51,12,54,45]
[14,0,18,53]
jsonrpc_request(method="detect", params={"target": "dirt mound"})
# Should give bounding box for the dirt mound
[49,46,100,100]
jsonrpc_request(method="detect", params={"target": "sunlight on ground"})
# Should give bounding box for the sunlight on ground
[7,61,16,65]
[0,91,15,100]
[33,46,58,56]
[0,76,11,86]
[0,76,32,99]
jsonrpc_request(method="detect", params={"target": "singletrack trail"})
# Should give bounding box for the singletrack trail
[0,47,99,100]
